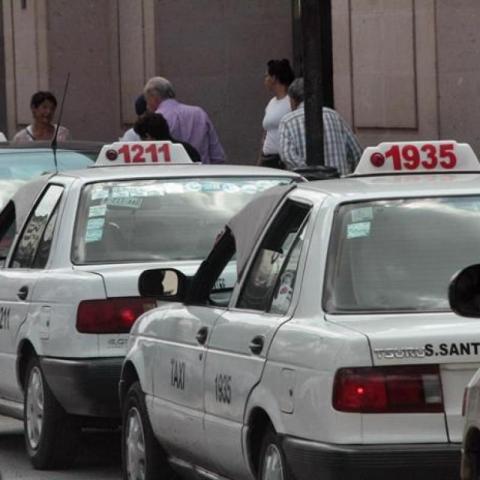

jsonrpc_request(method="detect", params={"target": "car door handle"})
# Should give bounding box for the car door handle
[249,335,265,355]
[196,326,208,345]
[17,285,28,301]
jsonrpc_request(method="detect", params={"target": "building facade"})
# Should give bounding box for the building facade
[1,0,479,164]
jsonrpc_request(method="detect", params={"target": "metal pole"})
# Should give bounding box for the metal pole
[301,0,332,166]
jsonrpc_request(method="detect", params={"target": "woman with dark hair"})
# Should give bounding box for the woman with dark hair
[258,59,295,168]
[12,91,70,143]
[134,112,201,163]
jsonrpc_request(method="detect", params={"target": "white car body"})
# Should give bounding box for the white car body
[123,141,480,480]
[0,142,300,468]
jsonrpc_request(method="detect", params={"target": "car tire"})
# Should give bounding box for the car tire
[258,427,292,480]
[122,381,174,480]
[23,356,80,469]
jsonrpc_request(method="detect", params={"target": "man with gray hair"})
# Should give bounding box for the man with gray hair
[279,78,362,175]
[144,77,225,164]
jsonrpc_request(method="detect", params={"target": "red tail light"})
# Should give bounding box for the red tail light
[76,297,156,333]
[333,365,443,413]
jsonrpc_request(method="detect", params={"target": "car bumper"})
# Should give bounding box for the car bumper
[40,357,123,418]
[282,437,460,480]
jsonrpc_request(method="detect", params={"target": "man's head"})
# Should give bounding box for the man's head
[288,78,304,111]
[143,77,175,112]
[134,112,172,140]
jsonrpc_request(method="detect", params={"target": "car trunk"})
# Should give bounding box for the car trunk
[326,312,480,442]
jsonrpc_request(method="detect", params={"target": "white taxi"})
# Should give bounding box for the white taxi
[0,140,300,470]
[121,140,480,480]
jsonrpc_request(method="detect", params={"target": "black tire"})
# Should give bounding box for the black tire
[258,427,292,480]
[121,381,174,480]
[23,356,80,469]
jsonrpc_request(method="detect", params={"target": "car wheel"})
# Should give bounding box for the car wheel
[24,356,80,469]
[258,428,292,480]
[122,381,174,480]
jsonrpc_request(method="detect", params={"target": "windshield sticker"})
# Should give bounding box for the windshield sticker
[87,217,105,230]
[351,207,373,223]
[185,181,202,192]
[85,227,103,243]
[88,204,107,218]
[91,188,109,200]
[222,183,241,193]
[347,222,371,239]
[107,196,143,209]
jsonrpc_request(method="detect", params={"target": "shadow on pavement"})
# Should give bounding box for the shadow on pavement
[0,427,122,474]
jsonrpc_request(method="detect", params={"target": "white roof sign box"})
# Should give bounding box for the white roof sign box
[95,141,193,166]
[353,141,480,176]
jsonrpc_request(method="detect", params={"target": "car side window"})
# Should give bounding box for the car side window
[269,223,307,315]
[11,185,64,269]
[32,206,60,269]
[188,228,236,307]
[236,200,311,312]
[0,201,16,264]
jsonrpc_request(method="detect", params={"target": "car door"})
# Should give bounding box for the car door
[149,228,239,471]
[203,199,312,480]
[0,184,64,401]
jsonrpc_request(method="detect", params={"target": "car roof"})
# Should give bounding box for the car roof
[295,173,480,202]
[54,164,302,182]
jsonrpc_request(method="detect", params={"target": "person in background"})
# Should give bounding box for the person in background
[134,112,201,163]
[143,77,225,164]
[279,78,362,175]
[120,94,147,141]
[12,91,70,143]
[258,59,295,169]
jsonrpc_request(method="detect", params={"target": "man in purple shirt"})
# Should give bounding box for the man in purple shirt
[143,77,225,164]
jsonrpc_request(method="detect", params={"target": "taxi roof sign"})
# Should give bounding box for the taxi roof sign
[95,141,193,167]
[353,141,480,176]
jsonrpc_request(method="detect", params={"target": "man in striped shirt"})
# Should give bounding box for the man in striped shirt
[279,78,362,175]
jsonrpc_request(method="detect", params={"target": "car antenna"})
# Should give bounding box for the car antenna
[51,72,70,173]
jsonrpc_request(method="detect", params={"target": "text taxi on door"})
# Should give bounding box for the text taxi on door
[121,140,480,480]
[0,140,301,470]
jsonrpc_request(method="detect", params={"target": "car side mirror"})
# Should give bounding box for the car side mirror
[138,268,188,302]
[449,264,480,317]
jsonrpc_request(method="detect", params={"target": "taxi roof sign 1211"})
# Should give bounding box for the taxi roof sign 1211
[95,141,193,167]
[353,140,480,176]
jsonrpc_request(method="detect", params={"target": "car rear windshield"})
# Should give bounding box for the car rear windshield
[0,150,94,181]
[324,196,480,313]
[72,177,292,264]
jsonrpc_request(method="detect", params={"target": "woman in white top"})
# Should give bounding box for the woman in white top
[12,91,70,143]
[259,59,295,169]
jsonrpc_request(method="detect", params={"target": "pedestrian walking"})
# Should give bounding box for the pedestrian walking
[12,91,70,143]
[134,112,201,163]
[279,78,362,175]
[120,94,147,141]
[143,77,225,164]
[258,59,295,169]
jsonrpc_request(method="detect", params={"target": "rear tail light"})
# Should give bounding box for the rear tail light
[332,365,443,413]
[76,297,156,333]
